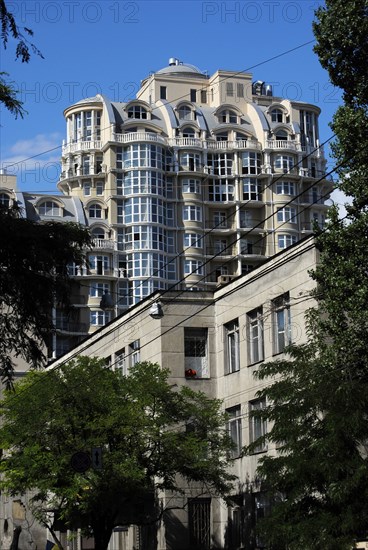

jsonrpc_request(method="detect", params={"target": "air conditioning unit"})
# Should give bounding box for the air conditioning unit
[216,275,236,286]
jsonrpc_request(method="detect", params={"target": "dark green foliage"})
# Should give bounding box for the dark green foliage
[0,358,234,550]
[245,1,368,548]
[0,205,91,383]
[1,0,43,117]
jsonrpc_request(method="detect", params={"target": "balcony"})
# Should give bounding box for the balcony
[169,137,202,148]
[266,140,301,152]
[92,239,116,251]
[206,246,237,257]
[205,139,261,151]
[112,132,167,145]
[62,139,102,155]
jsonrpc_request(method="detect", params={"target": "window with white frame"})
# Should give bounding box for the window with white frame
[89,203,103,219]
[247,308,264,364]
[273,293,292,354]
[83,181,91,196]
[213,211,227,228]
[209,180,234,201]
[178,105,192,120]
[184,233,203,248]
[38,201,61,216]
[275,129,288,141]
[129,340,140,366]
[89,282,110,298]
[271,108,283,123]
[183,205,202,222]
[225,319,240,374]
[184,259,204,276]
[274,154,294,171]
[237,83,244,98]
[276,181,295,195]
[249,398,267,453]
[277,206,296,224]
[207,153,233,176]
[96,181,104,195]
[241,152,261,175]
[182,127,196,138]
[89,255,109,275]
[115,348,127,376]
[278,234,297,249]
[227,405,242,458]
[182,178,200,194]
[127,105,148,119]
[184,327,209,378]
[90,310,110,326]
[242,178,262,201]
[180,152,201,172]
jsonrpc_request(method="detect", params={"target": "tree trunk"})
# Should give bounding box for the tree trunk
[91,517,114,550]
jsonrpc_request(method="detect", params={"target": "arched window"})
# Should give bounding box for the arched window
[182,127,195,138]
[89,203,103,219]
[0,193,11,208]
[271,108,284,123]
[127,106,148,119]
[39,201,61,216]
[178,105,192,121]
[91,227,105,239]
[218,110,238,124]
[275,130,288,141]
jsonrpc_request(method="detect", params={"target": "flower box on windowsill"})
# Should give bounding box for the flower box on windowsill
[185,369,197,379]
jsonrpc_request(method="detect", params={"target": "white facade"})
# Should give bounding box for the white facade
[47,236,318,550]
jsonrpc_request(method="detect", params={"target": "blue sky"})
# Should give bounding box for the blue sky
[1,0,344,206]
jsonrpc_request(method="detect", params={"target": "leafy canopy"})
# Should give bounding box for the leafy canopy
[0,205,91,384]
[245,1,368,548]
[0,358,235,550]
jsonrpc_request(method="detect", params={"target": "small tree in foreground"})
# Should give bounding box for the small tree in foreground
[0,358,235,550]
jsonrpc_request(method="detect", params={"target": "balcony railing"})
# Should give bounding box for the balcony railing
[266,140,301,151]
[92,239,116,250]
[62,140,102,155]
[112,132,167,145]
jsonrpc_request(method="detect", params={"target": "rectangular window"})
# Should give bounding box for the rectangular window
[83,181,91,196]
[242,152,261,175]
[227,405,242,458]
[160,86,167,100]
[242,178,262,201]
[90,310,110,326]
[129,339,140,366]
[226,82,234,97]
[188,498,211,549]
[237,83,244,98]
[184,233,203,248]
[278,234,297,249]
[184,328,209,378]
[89,282,109,298]
[273,293,291,354]
[225,319,240,374]
[190,88,197,102]
[213,211,227,228]
[96,181,104,195]
[182,178,200,194]
[277,207,296,224]
[183,205,202,222]
[274,155,294,171]
[200,89,207,104]
[276,181,295,195]
[184,259,204,276]
[115,348,127,376]
[247,308,264,364]
[249,399,267,453]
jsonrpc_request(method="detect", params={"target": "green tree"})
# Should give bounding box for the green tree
[0,358,235,550]
[0,205,91,384]
[245,1,368,548]
[0,0,43,117]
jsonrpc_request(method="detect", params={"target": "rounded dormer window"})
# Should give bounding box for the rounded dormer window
[218,109,238,124]
[182,126,196,138]
[271,108,284,123]
[88,203,103,219]
[275,129,288,141]
[178,105,192,121]
[38,200,62,217]
[127,106,148,120]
